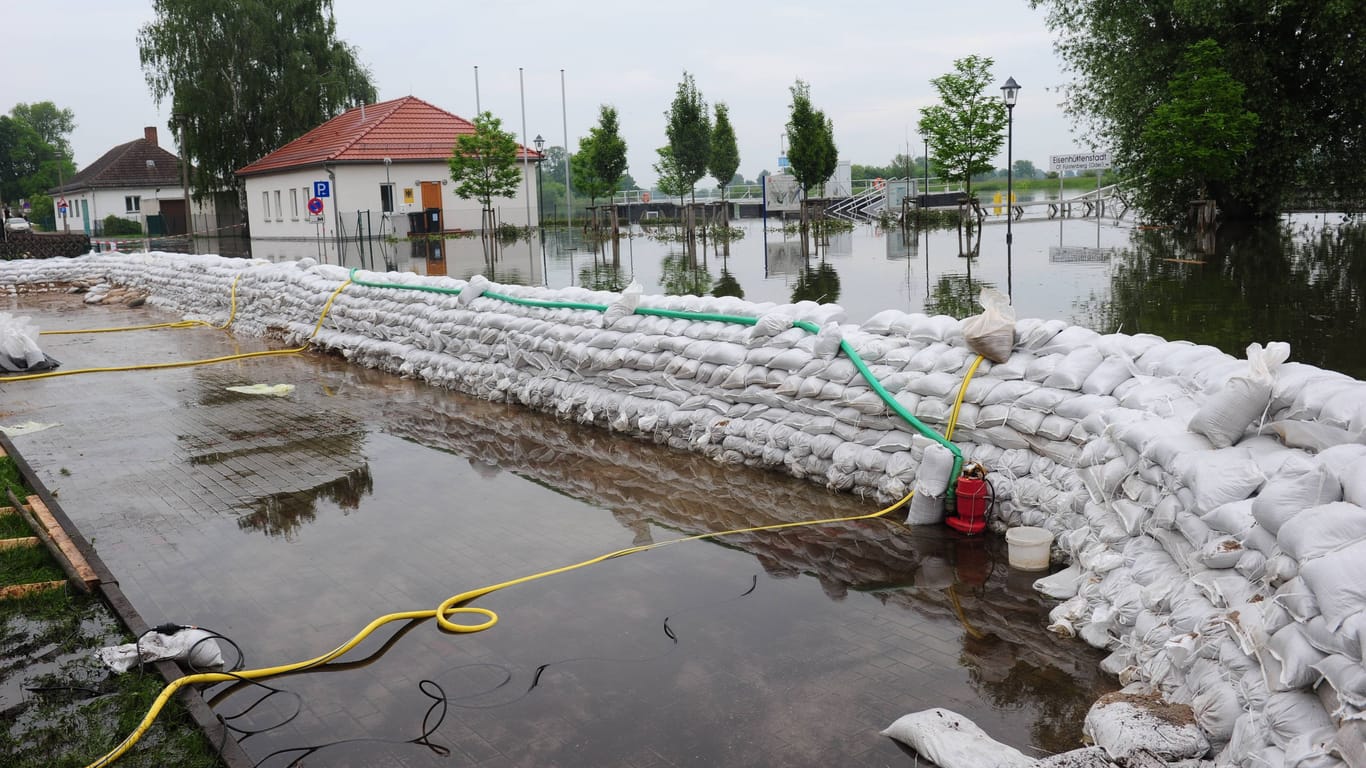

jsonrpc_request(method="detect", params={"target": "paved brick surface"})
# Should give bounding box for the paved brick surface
[1,292,1115,766]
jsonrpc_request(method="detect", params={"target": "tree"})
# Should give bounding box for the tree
[448,112,522,229]
[1030,0,1364,221]
[10,102,75,158]
[572,105,629,212]
[664,71,711,202]
[709,102,740,202]
[0,113,74,204]
[785,80,838,226]
[918,55,1006,200]
[653,146,689,211]
[1013,159,1041,180]
[138,0,375,198]
[1138,40,1260,221]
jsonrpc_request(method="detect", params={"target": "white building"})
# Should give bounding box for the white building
[236,96,543,240]
[48,127,217,237]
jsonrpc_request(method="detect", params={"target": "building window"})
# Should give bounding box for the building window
[303,187,311,216]
[380,183,394,213]
[291,188,299,219]
[274,190,282,221]
[125,195,141,213]
[262,191,270,221]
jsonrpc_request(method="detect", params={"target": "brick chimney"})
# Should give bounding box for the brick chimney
[144,126,158,147]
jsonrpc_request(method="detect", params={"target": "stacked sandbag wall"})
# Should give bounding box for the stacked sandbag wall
[3,251,1364,766]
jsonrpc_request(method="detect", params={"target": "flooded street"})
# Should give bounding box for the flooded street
[4,295,1114,766]
[216,209,1366,377]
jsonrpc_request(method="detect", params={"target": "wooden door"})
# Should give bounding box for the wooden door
[420,182,443,233]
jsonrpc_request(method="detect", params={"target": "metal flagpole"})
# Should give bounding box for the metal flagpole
[474,66,481,114]
[561,68,572,230]
[520,68,532,264]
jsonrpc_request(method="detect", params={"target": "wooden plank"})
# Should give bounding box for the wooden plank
[0,536,39,550]
[5,488,91,594]
[0,580,66,600]
[26,495,98,587]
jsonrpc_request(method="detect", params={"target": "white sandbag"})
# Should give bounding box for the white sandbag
[961,288,1015,364]
[1252,462,1342,536]
[1263,692,1335,750]
[906,492,945,525]
[1276,502,1366,562]
[1266,623,1328,689]
[1299,537,1366,630]
[1044,347,1105,392]
[1180,448,1266,511]
[97,628,225,673]
[1082,688,1210,761]
[1188,342,1290,448]
[1081,355,1136,396]
[602,281,643,326]
[1313,655,1366,709]
[1034,564,1085,600]
[880,709,1035,768]
[1203,499,1256,536]
[1271,420,1363,453]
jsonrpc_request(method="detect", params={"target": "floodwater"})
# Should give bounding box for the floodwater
[213,207,1366,378]
[5,295,1115,767]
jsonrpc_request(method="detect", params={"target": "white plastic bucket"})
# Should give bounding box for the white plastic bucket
[1006,526,1054,571]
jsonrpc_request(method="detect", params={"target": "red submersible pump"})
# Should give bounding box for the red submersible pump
[945,463,992,535]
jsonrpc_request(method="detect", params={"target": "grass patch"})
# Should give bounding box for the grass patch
[0,591,222,768]
[0,510,30,539]
[0,456,27,501]
[0,544,66,585]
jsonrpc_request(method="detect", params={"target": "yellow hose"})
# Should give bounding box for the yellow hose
[945,355,985,442]
[3,277,344,383]
[84,490,915,768]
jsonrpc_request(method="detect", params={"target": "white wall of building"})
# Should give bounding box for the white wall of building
[242,160,541,240]
[54,185,210,235]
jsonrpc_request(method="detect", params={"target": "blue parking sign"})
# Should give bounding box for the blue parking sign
[313,180,330,198]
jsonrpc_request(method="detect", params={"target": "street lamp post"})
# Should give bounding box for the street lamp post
[533,135,545,227]
[1000,76,1020,299]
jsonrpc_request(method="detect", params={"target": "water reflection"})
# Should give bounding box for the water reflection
[239,466,374,539]
[379,393,1115,752]
[1080,220,1366,377]
[791,259,841,304]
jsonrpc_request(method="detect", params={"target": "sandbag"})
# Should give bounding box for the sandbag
[961,288,1015,364]
[1082,688,1210,761]
[881,709,1035,768]
[1188,342,1290,448]
[0,313,59,372]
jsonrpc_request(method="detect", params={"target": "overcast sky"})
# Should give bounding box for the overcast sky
[6,0,1091,185]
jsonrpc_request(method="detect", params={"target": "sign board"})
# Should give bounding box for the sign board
[403,187,414,205]
[307,197,324,215]
[312,180,331,198]
[1050,152,1112,172]
[1049,245,1118,263]
[778,155,790,169]
[764,174,802,212]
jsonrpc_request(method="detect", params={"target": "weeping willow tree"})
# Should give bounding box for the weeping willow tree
[138,0,375,198]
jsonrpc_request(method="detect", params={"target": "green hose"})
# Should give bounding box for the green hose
[347,269,960,490]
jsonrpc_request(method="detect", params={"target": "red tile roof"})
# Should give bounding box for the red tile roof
[236,96,542,177]
[50,138,185,193]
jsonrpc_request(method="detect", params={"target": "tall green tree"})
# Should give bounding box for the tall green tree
[1138,40,1259,221]
[785,79,838,226]
[572,105,629,211]
[708,102,740,203]
[664,71,711,202]
[10,102,75,158]
[1031,0,1365,221]
[448,112,523,228]
[138,0,375,198]
[918,55,1006,200]
[0,111,75,205]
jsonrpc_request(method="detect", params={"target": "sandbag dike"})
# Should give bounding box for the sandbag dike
[4,252,1365,766]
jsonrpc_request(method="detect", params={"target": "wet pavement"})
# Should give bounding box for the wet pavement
[1,292,1115,767]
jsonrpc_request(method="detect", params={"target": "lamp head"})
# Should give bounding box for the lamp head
[1001,76,1021,107]
[534,134,545,152]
